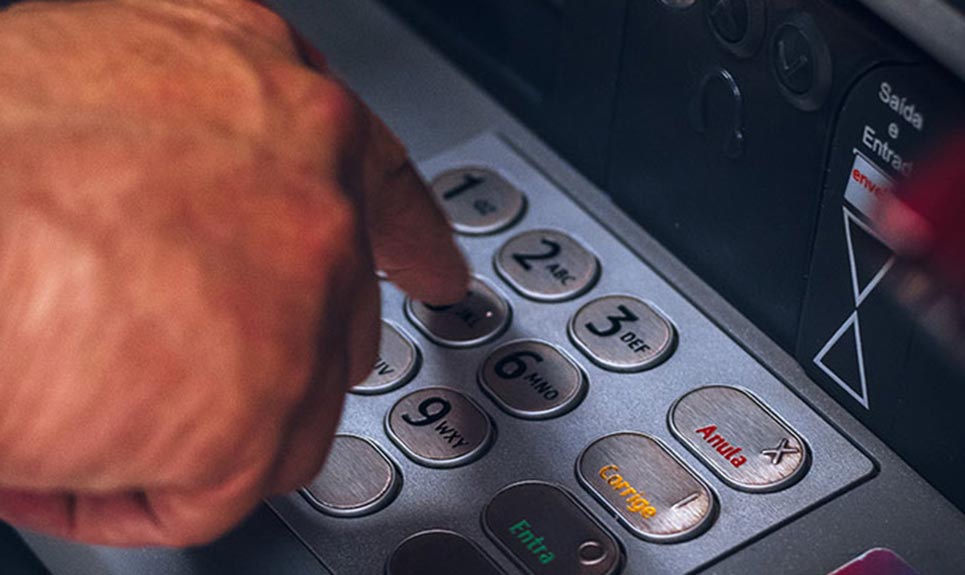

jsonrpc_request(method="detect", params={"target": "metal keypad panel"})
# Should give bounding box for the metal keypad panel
[577,433,716,542]
[351,321,420,395]
[483,482,623,575]
[479,339,587,420]
[406,276,512,348]
[387,530,506,575]
[431,167,527,235]
[669,386,809,492]
[386,387,494,468]
[301,435,400,517]
[495,229,600,302]
[272,134,875,575]
[569,295,677,372]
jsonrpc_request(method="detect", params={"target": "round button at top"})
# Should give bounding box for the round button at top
[301,434,400,517]
[773,23,814,95]
[406,276,511,348]
[770,13,833,111]
[386,387,493,468]
[706,0,766,58]
[479,339,587,420]
[569,295,676,373]
[431,167,526,235]
[708,0,748,42]
[351,321,420,395]
[495,229,600,302]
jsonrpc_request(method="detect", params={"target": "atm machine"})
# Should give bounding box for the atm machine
[5,0,965,573]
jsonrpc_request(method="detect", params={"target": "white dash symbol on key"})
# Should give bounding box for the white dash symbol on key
[672,493,701,509]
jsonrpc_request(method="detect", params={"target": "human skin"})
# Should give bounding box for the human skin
[0,0,468,547]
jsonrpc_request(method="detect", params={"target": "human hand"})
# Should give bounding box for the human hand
[0,0,467,547]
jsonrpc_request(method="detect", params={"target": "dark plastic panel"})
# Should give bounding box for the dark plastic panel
[379,0,626,184]
[798,64,965,510]
[605,0,912,350]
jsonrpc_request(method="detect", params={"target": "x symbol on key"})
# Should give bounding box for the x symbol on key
[761,438,800,465]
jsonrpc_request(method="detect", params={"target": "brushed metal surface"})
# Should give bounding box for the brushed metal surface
[385,387,493,468]
[273,132,877,573]
[482,482,623,575]
[577,433,716,543]
[352,321,420,395]
[669,386,809,492]
[273,132,875,575]
[478,339,587,419]
[569,295,677,372]
[386,530,505,575]
[406,276,511,348]
[301,435,400,517]
[431,167,527,235]
[494,229,600,302]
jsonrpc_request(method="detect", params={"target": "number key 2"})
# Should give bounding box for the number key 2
[431,167,526,235]
[495,229,600,302]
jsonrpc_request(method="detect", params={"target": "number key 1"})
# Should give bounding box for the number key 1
[430,167,526,235]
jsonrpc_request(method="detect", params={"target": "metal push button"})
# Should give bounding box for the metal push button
[300,435,400,517]
[351,321,420,395]
[577,433,715,543]
[406,276,511,348]
[483,481,622,575]
[386,530,505,575]
[386,387,493,468]
[495,229,600,302]
[431,167,526,235]
[569,295,676,372]
[479,340,587,420]
[669,386,809,492]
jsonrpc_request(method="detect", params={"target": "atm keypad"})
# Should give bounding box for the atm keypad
[282,136,873,575]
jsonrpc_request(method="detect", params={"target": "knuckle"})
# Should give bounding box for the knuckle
[300,79,362,147]
[263,178,365,287]
[212,0,295,48]
[248,6,294,46]
[302,187,362,263]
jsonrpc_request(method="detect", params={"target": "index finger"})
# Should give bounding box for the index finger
[258,7,468,305]
[358,103,470,305]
